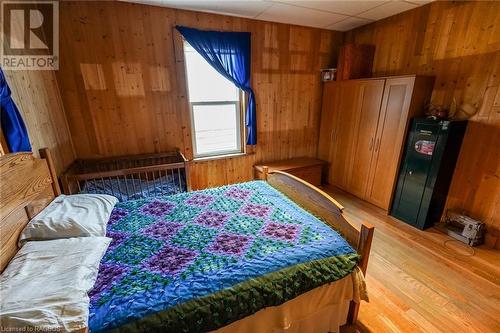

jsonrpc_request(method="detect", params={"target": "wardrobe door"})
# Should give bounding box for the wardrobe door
[329,81,363,190]
[366,77,415,210]
[346,80,385,198]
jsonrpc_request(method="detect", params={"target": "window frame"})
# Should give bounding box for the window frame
[189,100,245,159]
[183,42,246,159]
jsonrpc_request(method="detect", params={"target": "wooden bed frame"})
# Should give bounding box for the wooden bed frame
[0,150,374,329]
[0,148,60,272]
[262,166,374,324]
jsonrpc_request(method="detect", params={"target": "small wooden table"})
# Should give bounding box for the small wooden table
[254,157,326,186]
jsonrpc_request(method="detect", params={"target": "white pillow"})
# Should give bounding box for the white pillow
[19,194,118,246]
[0,237,111,332]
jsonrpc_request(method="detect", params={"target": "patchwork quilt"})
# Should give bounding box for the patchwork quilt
[88,181,359,332]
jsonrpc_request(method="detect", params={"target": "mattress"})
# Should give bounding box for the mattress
[88,181,359,332]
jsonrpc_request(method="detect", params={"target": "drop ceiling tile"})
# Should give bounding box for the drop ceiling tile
[405,0,433,4]
[274,1,387,16]
[135,0,273,18]
[125,0,432,30]
[257,2,348,29]
[326,17,373,31]
[358,1,418,20]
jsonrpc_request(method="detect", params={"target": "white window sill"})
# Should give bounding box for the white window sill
[192,152,252,162]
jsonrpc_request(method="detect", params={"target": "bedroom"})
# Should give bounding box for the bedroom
[0,0,499,332]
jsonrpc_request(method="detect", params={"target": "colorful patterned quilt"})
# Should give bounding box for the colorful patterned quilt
[88,181,359,332]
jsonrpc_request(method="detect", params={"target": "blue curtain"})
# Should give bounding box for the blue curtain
[176,26,257,145]
[0,68,32,152]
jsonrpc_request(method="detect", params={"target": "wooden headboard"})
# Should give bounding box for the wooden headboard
[0,148,60,272]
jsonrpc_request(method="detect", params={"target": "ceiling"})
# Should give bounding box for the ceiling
[124,0,432,31]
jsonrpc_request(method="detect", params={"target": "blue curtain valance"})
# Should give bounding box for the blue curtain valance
[176,25,257,145]
[0,68,32,153]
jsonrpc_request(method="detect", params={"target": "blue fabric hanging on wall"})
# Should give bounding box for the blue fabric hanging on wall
[176,26,257,145]
[0,68,32,152]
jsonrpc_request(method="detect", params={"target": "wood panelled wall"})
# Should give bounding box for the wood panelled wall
[56,1,342,189]
[4,70,75,174]
[345,1,500,245]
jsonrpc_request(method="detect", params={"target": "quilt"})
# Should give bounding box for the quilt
[88,181,359,332]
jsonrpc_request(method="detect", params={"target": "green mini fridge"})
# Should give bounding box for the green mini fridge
[391,118,467,230]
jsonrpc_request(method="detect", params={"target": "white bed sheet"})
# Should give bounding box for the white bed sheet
[0,237,111,332]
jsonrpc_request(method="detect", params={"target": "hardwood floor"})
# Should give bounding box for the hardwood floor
[321,186,500,333]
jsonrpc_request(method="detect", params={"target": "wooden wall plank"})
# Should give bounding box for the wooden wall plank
[345,1,500,245]
[4,70,75,174]
[56,1,342,189]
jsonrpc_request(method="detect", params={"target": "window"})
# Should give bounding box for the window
[184,42,244,158]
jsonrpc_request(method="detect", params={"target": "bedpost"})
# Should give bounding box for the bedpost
[262,166,269,180]
[357,223,374,274]
[178,149,192,192]
[185,161,192,192]
[39,148,61,196]
[347,222,374,324]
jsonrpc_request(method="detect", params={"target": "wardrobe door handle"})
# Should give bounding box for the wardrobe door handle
[369,137,374,151]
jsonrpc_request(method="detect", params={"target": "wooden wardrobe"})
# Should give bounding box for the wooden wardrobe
[318,75,435,211]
